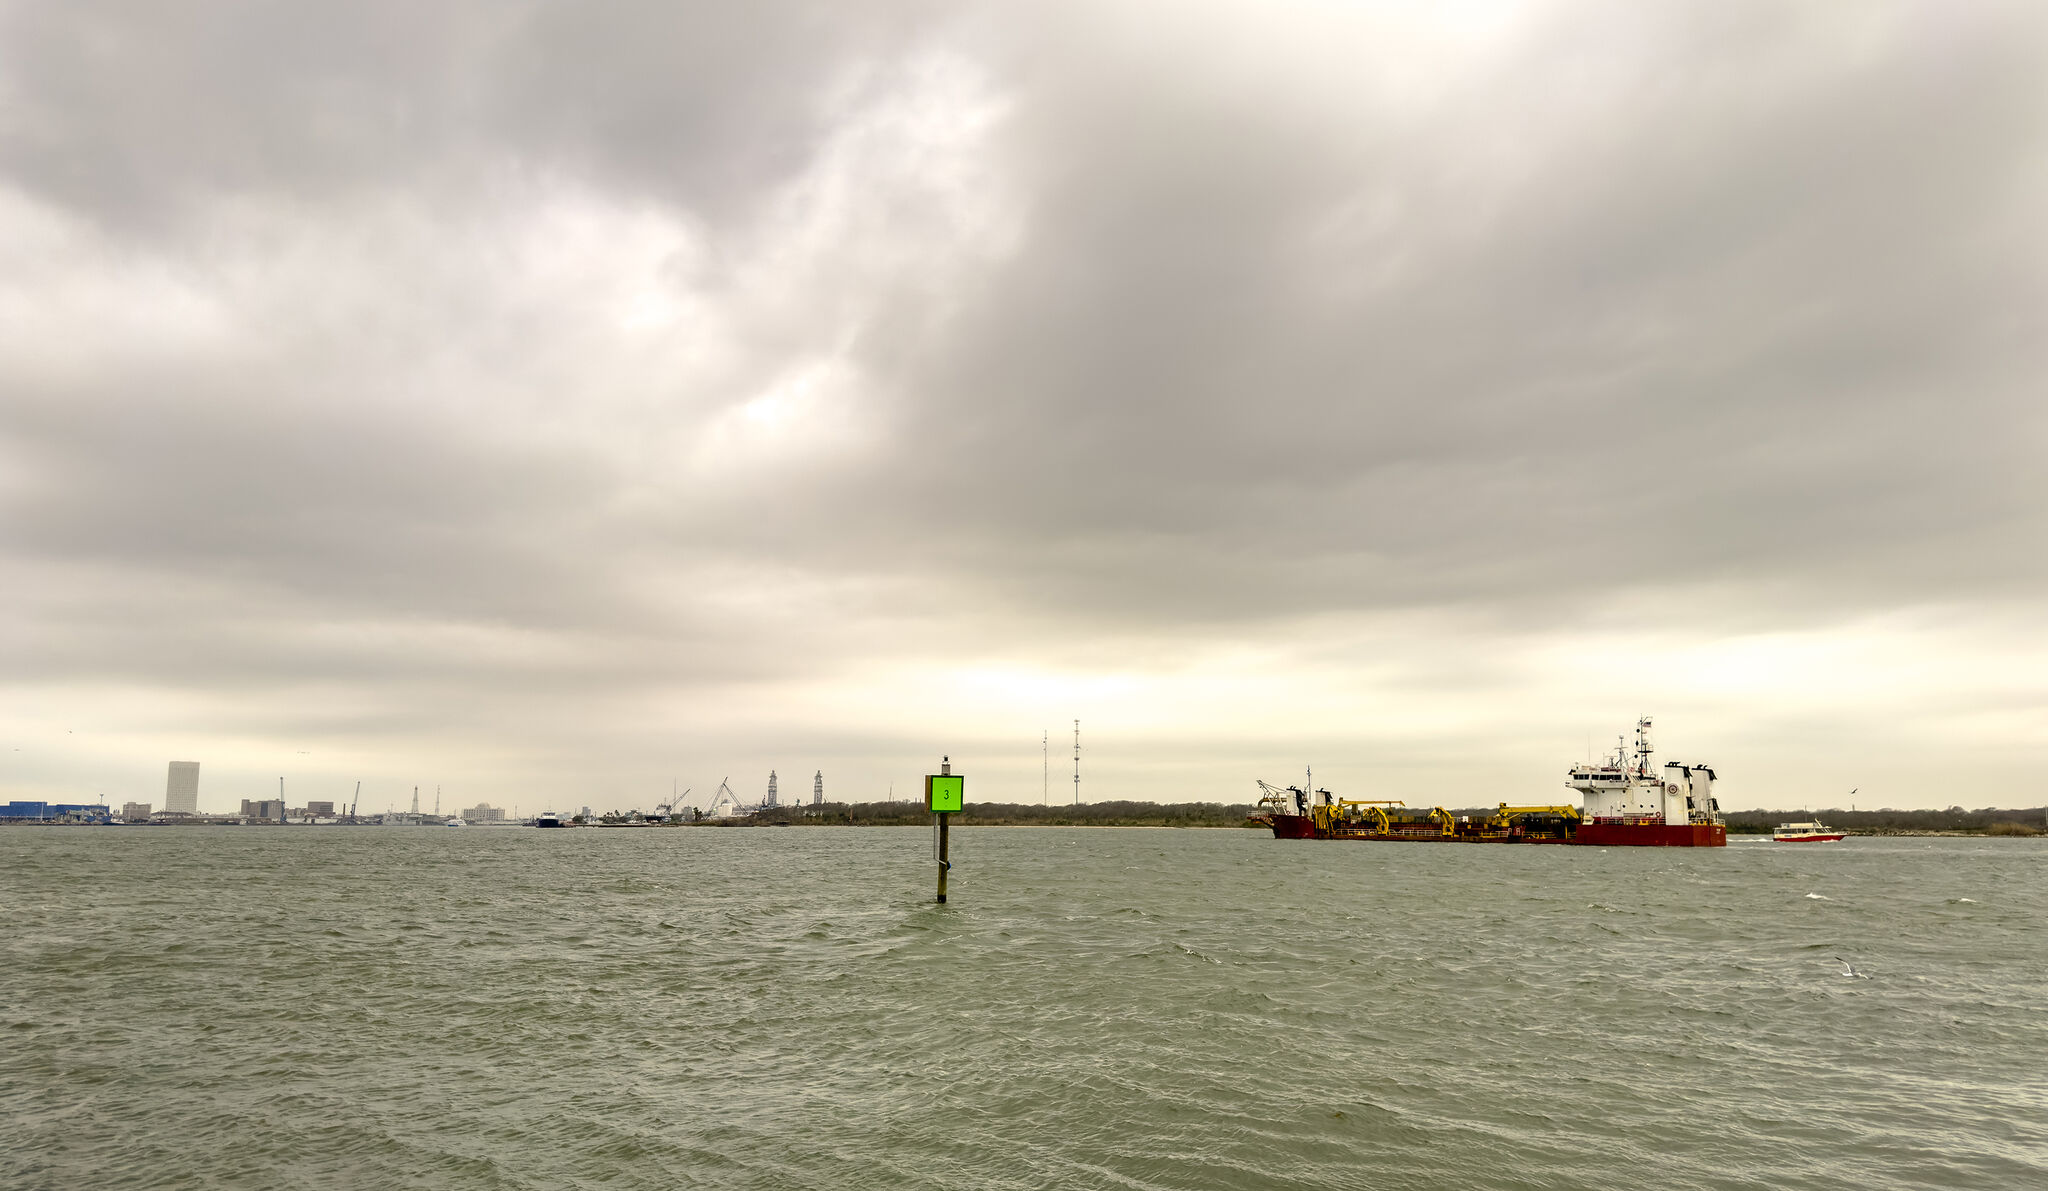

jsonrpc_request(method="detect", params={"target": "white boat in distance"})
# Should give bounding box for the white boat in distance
[1773,820,1847,842]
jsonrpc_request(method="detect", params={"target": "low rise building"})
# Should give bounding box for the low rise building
[122,802,152,821]
[1,801,112,823]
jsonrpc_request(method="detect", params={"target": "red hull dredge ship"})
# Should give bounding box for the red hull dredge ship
[1255,718,1727,847]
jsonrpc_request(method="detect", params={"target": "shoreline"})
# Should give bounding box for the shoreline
[6,821,2043,838]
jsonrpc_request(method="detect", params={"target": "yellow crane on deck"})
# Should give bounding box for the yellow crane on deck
[1333,799,1403,832]
[1487,803,1581,835]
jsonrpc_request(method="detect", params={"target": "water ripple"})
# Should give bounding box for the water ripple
[3,828,2045,1189]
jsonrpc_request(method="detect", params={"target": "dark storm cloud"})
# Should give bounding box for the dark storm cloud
[871,2,2048,627]
[0,1,945,230]
[2,1,2043,805]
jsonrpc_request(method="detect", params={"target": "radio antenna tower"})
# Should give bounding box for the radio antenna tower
[1073,719,1081,805]
[1042,729,1048,805]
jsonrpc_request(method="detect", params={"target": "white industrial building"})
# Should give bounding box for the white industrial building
[165,761,200,815]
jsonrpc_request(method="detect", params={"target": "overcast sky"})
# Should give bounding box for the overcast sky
[4,1,2043,814]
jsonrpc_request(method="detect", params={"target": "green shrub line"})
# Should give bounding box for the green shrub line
[1719,807,2047,836]
[692,801,2048,834]
[691,800,1260,828]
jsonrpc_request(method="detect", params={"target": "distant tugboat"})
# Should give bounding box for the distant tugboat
[1253,717,1727,847]
[1772,821,1847,843]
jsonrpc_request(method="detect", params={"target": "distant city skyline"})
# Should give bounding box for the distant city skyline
[3,3,2043,811]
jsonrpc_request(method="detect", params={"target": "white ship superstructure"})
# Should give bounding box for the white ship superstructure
[1567,717,1721,828]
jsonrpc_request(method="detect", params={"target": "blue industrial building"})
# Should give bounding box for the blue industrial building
[1,801,112,823]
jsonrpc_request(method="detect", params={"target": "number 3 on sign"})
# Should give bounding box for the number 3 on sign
[927,774,963,813]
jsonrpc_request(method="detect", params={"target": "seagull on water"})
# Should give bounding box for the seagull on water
[1835,957,1870,979]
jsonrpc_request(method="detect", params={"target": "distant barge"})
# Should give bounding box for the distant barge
[1253,718,1727,847]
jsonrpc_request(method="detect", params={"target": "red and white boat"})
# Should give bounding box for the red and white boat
[1772,821,1847,843]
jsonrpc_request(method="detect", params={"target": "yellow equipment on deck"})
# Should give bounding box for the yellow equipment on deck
[1488,803,1581,827]
[1336,799,1402,833]
[1484,803,1581,838]
[1281,796,1577,838]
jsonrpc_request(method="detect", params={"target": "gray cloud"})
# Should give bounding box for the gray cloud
[3,1,2044,809]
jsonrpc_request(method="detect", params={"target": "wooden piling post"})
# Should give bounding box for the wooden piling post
[927,756,963,904]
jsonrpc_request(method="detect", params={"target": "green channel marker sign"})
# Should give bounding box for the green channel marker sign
[926,773,964,813]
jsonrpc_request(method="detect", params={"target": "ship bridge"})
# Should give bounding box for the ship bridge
[1570,718,1721,827]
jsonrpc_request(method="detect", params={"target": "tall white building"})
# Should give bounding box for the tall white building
[813,771,823,805]
[165,761,200,815]
[766,770,778,808]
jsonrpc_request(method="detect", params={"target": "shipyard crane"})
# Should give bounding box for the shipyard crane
[706,778,742,818]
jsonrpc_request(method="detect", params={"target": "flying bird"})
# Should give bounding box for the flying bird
[1834,957,1870,979]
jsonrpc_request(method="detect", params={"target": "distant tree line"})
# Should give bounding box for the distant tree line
[682,800,2048,835]
[1719,806,2047,836]
[693,800,1261,828]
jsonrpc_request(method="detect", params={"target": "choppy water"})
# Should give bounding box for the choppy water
[4,827,2045,1190]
